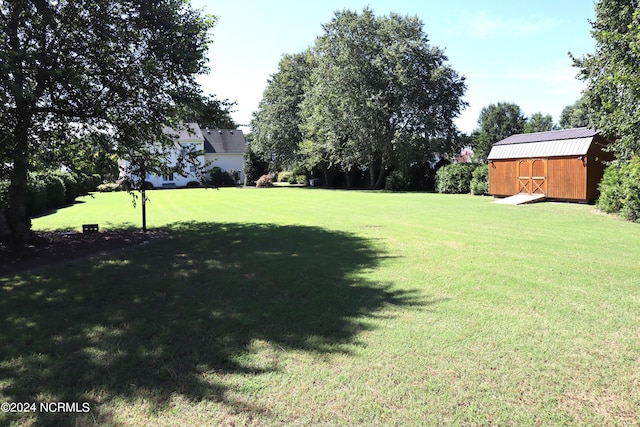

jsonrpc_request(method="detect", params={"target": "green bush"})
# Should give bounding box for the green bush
[42,173,67,208]
[470,164,489,195]
[436,163,477,194]
[278,171,293,183]
[598,157,640,222]
[75,172,95,195]
[296,175,308,186]
[54,171,79,203]
[209,167,235,186]
[97,182,124,192]
[26,173,48,216]
[91,174,103,190]
[385,170,409,191]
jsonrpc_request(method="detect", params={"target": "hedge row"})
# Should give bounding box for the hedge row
[436,163,488,195]
[0,171,101,217]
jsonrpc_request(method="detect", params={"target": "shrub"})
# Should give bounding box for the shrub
[97,182,124,192]
[186,181,201,188]
[75,172,95,195]
[385,170,409,191]
[41,173,67,208]
[296,175,308,186]
[26,173,48,216]
[209,167,235,186]
[91,174,103,190]
[256,174,274,188]
[436,163,477,194]
[209,166,224,187]
[54,171,79,203]
[228,169,240,184]
[470,164,489,195]
[598,157,640,222]
[278,171,293,183]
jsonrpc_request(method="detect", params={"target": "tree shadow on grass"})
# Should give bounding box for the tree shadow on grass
[0,221,425,425]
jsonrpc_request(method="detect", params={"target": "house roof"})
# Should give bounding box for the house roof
[487,128,600,160]
[203,128,247,154]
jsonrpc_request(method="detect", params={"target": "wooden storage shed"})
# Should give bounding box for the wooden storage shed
[487,128,613,202]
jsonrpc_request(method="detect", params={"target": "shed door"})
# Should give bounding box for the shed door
[517,159,546,195]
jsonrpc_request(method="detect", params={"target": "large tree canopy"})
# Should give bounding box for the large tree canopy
[524,112,555,134]
[301,8,467,188]
[573,0,640,159]
[251,8,467,189]
[0,0,215,244]
[250,52,312,172]
[559,97,590,129]
[473,102,527,161]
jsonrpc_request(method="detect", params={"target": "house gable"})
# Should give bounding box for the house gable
[202,128,247,154]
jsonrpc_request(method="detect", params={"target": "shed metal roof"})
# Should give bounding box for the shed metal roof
[488,137,594,160]
[493,127,599,146]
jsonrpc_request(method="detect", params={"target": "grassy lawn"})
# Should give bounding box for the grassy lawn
[2,188,640,426]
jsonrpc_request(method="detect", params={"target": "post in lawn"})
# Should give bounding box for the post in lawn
[142,186,147,232]
[140,161,147,233]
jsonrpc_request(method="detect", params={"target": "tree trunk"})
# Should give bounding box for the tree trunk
[344,170,352,189]
[374,160,386,189]
[369,162,377,189]
[0,207,11,243]
[369,159,386,189]
[5,121,32,246]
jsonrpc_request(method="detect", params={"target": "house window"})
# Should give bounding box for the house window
[190,165,197,173]
[181,143,197,155]
[162,173,174,182]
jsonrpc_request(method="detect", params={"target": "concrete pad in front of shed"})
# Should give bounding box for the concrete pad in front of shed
[493,194,546,205]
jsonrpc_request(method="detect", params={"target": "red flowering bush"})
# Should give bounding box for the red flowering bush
[256,175,274,188]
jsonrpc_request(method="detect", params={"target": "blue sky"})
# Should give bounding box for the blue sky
[192,0,596,134]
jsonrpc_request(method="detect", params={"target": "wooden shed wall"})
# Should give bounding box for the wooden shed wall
[546,157,587,200]
[488,160,517,196]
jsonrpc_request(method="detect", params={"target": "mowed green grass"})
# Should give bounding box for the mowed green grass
[2,188,640,426]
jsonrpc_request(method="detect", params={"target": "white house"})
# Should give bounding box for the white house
[202,126,248,183]
[118,123,247,188]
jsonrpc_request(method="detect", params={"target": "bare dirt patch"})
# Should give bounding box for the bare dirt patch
[0,230,167,276]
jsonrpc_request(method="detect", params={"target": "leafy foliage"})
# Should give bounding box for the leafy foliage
[243,142,270,186]
[208,166,236,187]
[435,163,477,194]
[251,52,312,171]
[473,103,527,161]
[559,97,590,129]
[0,0,215,244]
[302,9,467,189]
[597,157,640,222]
[524,113,555,133]
[470,164,489,195]
[250,8,467,189]
[573,0,640,160]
